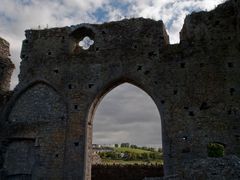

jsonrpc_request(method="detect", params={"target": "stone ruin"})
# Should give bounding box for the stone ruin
[0,0,240,179]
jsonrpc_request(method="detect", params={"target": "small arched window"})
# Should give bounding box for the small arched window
[70,27,95,51]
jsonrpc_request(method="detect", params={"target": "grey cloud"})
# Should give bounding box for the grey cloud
[93,83,162,146]
[93,84,160,126]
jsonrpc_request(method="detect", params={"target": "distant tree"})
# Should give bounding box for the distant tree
[150,152,160,159]
[121,143,130,148]
[115,144,119,148]
[149,147,155,152]
[158,148,163,153]
[131,152,137,160]
[110,152,119,159]
[98,152,107,158]
[142,152,150,160]
[130,144,137,149]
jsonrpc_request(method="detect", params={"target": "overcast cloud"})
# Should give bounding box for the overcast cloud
[93,83,161,147]
[0,0,226,147]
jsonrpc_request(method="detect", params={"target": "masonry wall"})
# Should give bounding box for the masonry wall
[0,37,15,178]
[0,38,10,58]
[0,38,14,93]
[0,0,239,179]
[92,164,163,180]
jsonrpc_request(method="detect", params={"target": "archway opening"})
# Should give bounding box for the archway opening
[90,82,163,179]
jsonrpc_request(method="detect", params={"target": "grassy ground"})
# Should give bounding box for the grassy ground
[114,147,155,154]
[99,147,163,165]
[101,159,164,165]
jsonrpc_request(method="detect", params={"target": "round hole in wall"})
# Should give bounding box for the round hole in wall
[79,36,94,50]
[53,69,59,74]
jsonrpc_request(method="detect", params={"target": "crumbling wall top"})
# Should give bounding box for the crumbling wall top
[0,37,10,58]
[180,0,239,44]
[24,18,169,44]
[19,18,169,84]
[0,37,15,93]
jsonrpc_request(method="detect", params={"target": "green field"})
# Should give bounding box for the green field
[101,159,164,165]
[98,147,163,165]
[115,147,155,154]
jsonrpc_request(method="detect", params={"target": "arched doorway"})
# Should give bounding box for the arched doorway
[85,82,163,179]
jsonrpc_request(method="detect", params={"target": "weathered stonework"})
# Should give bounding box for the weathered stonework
[0,0,240,179]
[182,155,240,179]
[0,38,14,94]
[0,37,15,179]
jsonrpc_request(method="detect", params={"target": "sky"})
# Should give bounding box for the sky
[0,0,226,147]
[93,83,161,147]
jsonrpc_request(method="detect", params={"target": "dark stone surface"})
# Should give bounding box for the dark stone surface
[0,0,240,179]
[92,164,163,180]
[182,155,240,180]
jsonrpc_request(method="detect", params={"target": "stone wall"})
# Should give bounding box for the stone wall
[92,164,163,180]
[0,38,14,93]
[0,38,10,58]
[182,155,240,179]
[0,37,15,179]
[0,0,239,179]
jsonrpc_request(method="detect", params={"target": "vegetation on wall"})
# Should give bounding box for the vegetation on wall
[207,143,225,158]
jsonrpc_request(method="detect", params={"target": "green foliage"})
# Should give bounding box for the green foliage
[141,152,149,160]
[99,151,121,159]
[101,159,164,165]
[98,147,163,162]
[130,144,138,149]
[115,147,151,154]
[207,143,225,157]
[121,143,130,148]
[158,148,163,153]
[149,152,162,159]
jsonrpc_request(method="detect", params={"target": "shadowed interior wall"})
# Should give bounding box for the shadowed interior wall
[3,83,67,179]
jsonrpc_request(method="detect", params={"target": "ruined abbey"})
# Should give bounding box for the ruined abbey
[0,0,240,179]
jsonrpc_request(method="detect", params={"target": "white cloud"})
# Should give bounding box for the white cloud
[117,0,227,43]
[105,6,126,21]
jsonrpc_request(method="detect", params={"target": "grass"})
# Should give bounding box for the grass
[98,147,163,165]
[101,159,164,165]
[114,147,155,154]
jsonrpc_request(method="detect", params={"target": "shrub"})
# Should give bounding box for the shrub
[207,143,225,157]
